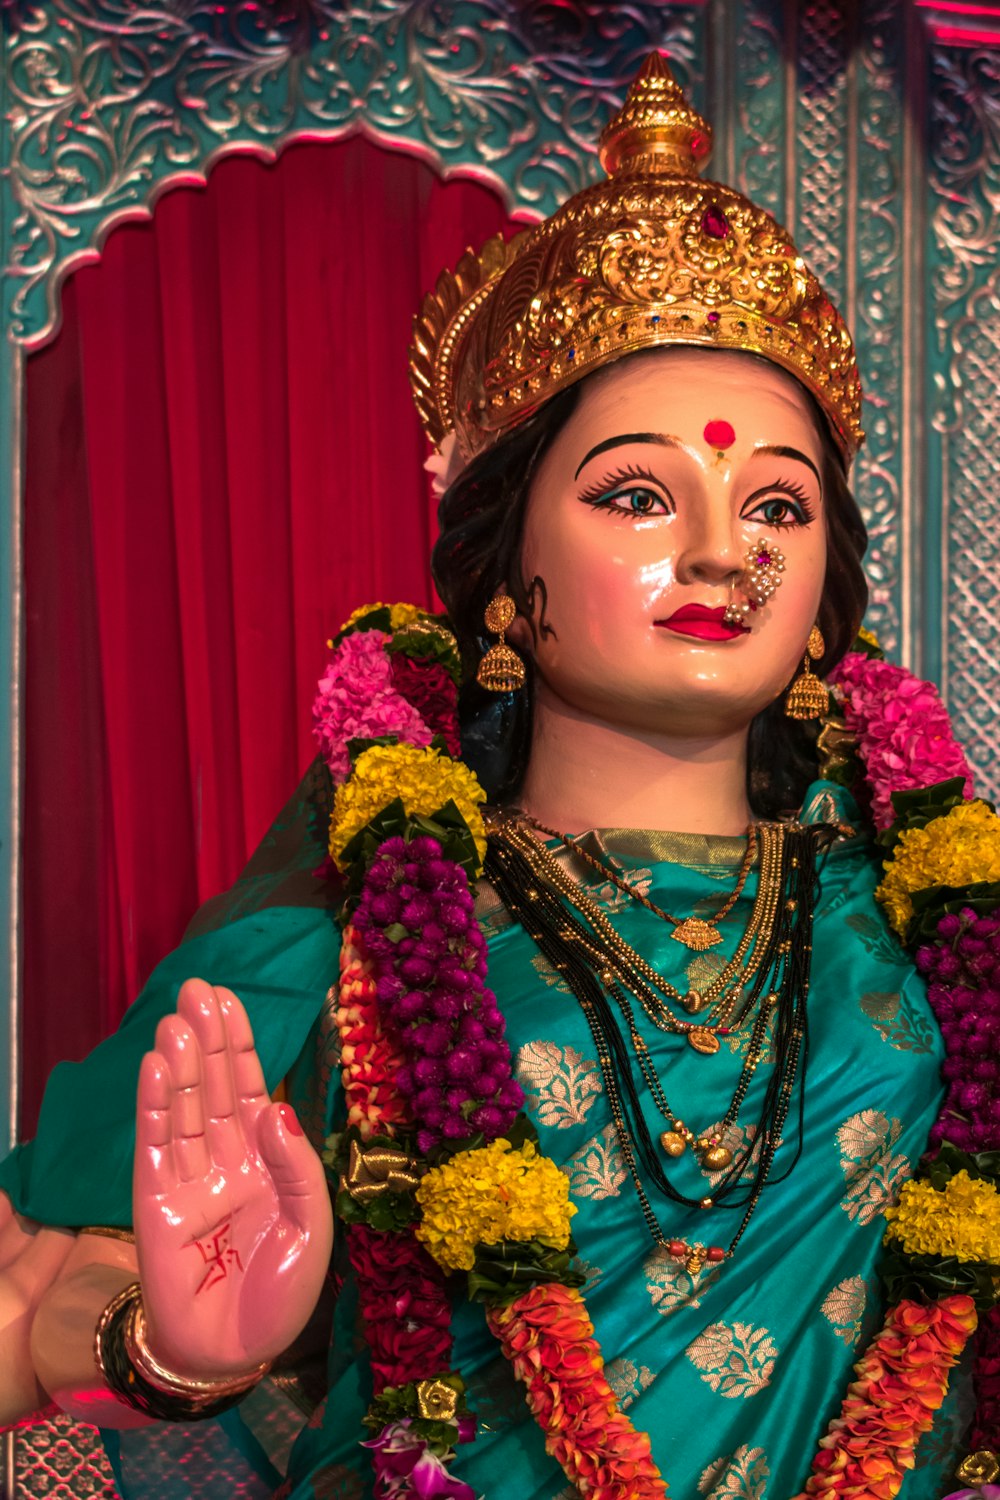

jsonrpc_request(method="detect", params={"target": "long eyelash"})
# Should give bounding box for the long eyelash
[757,476,817,524]
[577,462,665,508]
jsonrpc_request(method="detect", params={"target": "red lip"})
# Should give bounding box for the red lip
[654,604,749,641]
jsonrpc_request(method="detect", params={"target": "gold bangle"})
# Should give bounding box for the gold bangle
[125,1295,270,1400]
[94,1280,141,1379]
[80,1225,136,1244]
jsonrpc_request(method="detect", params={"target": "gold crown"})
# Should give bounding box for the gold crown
[410,53,864,464]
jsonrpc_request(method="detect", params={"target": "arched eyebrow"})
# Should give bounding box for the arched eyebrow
[574,432,681,480]
[752,443,821,486]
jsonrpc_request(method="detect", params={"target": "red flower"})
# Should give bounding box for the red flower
[388,654,461,757]
[347,1224,454,1394]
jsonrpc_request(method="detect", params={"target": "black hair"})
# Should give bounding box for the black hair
[432,362,868,817]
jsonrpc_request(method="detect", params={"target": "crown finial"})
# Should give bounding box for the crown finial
[599,52,712,178]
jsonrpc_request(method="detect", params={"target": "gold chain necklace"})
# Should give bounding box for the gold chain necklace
[482,817,816,1269]
[519,813,756,951]
[487,813,788,1052]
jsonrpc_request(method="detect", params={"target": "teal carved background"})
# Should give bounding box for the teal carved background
[1,0,999,1151]
[2,4,1000,1495]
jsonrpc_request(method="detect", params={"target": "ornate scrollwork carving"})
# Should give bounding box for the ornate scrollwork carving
[929,41,1000,797]
[3,0,704,346]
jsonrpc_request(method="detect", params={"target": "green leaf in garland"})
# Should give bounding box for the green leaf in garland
[333,605,393,644]
[904,881,1000,947]
[363,1374,469,1455]
[466,1237,586,1305]
[335,796,482,910]
[387,630,463,687]
[879,1246,1000,1311]
[345,734,403,769]
[920,1143,1000,1191]
[852,628,886,661]
[876,777,975,855]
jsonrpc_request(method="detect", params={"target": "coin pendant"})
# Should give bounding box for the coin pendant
[687,1028,720,1055]
[671,918,722,950]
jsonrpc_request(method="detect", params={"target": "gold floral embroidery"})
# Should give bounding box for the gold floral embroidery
[579,865,654,913]
[687,951,727,993]
[574,1257,605,1294]
[859,989,935,1053]
[698,1445,771,1498]
[845,911,907,966]
[515,1040,602,1127]
[836,1109,910,1225]
[645,1244,722,1317]
[685,1321,778,1399]
[529,953,572,994]
[565,1123,627,1198]
[604,1357,656,1410]
[821,1275,868,1347]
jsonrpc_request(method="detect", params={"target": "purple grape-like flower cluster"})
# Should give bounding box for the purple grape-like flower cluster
[917,907,1000,1153]
[354,835,523,1155]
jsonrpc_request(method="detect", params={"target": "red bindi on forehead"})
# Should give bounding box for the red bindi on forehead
[704,419,736,450]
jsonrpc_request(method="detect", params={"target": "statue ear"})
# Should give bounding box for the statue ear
[458,658,533,805]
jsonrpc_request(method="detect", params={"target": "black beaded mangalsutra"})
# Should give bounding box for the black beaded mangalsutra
[484,814,830,1273]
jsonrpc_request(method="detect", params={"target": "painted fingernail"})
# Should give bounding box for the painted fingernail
[279,1103,303,1136]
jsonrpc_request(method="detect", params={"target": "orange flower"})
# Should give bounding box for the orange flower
[792,1296,977,1499]
[487,1285,669,1500]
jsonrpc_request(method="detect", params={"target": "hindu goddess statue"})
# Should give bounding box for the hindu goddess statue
[0,53,998,1500]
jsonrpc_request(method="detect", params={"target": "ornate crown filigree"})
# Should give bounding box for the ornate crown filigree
[410,53,864,464]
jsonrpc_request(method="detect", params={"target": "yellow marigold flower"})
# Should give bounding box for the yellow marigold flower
[338,600,429,635]
[389,603,427,632]
[883,1170,1000,1261]
[416,1139,576,1274]
[876,800,1000,935]
[339,600,389,633]
[329,743,487,873]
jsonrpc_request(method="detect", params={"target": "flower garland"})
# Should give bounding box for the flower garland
[314,607,999,1499]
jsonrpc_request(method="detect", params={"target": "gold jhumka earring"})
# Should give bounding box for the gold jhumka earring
[723,539,786,626]
[785,625,827,720]
[477,591,526,693]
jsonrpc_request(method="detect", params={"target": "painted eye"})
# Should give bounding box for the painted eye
[746,495,809,527]
[605,487,669,516]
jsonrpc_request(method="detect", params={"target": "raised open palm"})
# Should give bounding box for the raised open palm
[134,979,333,1379]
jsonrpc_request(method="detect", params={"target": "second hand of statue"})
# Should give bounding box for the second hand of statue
[133,980,333,1380]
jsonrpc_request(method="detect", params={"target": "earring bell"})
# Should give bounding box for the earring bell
[785,624,827,720]
[477,591,526,693]
[723,540,786,626]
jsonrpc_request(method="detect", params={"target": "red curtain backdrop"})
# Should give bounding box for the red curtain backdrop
[22,137,514,1135]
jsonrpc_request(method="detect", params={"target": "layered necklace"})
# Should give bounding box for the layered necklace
[483,811,826,1272]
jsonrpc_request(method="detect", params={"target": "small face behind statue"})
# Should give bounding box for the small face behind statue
[509,347,829,740]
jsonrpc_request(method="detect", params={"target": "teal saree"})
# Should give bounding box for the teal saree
[0,770,966,1498]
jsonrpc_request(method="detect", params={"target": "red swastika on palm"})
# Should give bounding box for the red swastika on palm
[185,1220,244,1295]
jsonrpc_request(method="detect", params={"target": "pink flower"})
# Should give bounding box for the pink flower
[363,1421,476,1499]
[312,630,433,783]
[830,653,974,830]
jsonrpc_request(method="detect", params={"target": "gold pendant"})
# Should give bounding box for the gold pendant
[680,987,712,1015]
[659,1130,687,1157]
[701,1144,733,1170]
[671,918,722,951]
[687,1028,720,1055]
